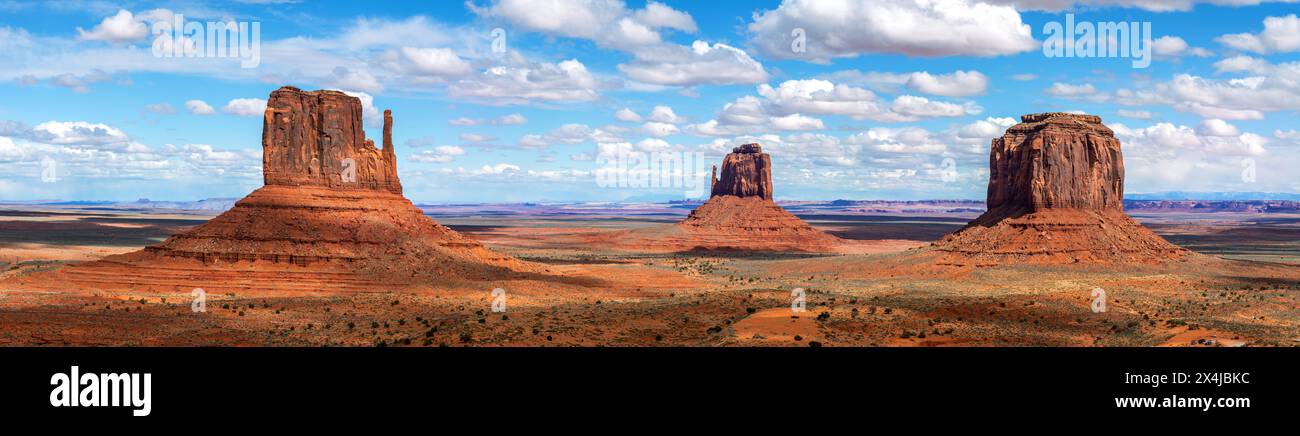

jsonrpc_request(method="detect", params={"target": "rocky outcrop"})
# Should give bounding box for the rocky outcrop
[262,86,402,194]
[983,112,1121,219]
[47,87,529,292]
[710,143,773,200]
[934,113,1187,265]
[613,143,842,252]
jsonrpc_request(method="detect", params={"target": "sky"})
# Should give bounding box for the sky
[0,0,1298,203]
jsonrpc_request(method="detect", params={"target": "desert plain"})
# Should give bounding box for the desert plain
[1,199,1297,347]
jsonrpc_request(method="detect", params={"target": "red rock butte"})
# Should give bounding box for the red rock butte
[21,86,528,293]
[934,112,1188,265]
[648,143,842,252]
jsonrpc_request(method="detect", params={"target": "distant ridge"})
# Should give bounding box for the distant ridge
[1127,192,1300,201]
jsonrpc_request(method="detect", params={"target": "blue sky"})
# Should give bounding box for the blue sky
[1,0,1298,202]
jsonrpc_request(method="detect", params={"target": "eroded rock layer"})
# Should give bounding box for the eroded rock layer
[934,113,1187,265]
[41,87,528,292]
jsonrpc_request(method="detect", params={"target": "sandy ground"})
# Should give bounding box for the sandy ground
[1,207,1298,347]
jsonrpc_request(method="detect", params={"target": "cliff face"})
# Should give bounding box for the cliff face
[262,86,402,194]
[984,113,1122,218]
[710,143,773,200]
[934,113,1187,265]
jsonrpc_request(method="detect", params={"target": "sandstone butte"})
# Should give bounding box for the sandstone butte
[618,143,843,252]
[18,86,530,293]
[933,112,1189,265]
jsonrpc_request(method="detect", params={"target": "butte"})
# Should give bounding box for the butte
[15,86,529,293]
[932,112,1189,265]
[609,143,843,252]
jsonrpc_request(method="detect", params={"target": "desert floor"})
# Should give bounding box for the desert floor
[1,205,1297,346]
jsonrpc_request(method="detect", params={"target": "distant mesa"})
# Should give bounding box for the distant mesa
[23,86,529,293]
[611,143,844,252]
[933,112,1189,265]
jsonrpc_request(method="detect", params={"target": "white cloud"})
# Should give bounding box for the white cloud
[619,41,768,86]
[399,46,473,77]
[1113,66,1300,120]
[470,0,696,50]
[847,127,948,154]
[328,67,384,93]
[633,1,698,32]
[76,9,148,42]
[614,108,642,122]
[647,105,681,123]
[450,59,600,104]
[955,117,1016,143]
[410,145,466,163]
[1152,36,1212,58]
[747,0,1037,61]
[905,70,988,97]
[1197,118,1240,137]
[185,100,215,115]
[31,121,129,145]
[477,163,520,175]
[769,114,824,131]
[222,98,268,117]
[1213,55,1272,74]
[1216,14,1300,54]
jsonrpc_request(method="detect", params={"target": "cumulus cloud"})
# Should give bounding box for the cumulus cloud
[470,0,696,50]
[1216,14,1300,54]
[31,121,129,145]
[222,98,268,117]
[747,0,1037,61]
[647,105,682,123]
[905,71,989,97]
[1197,118,1240,137]
[398,46,474,77]
[1112,62,1300,120]
[450,59,600,104]
[185,100,216,115]
[76,9,149,42]
[619,41,768,86]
